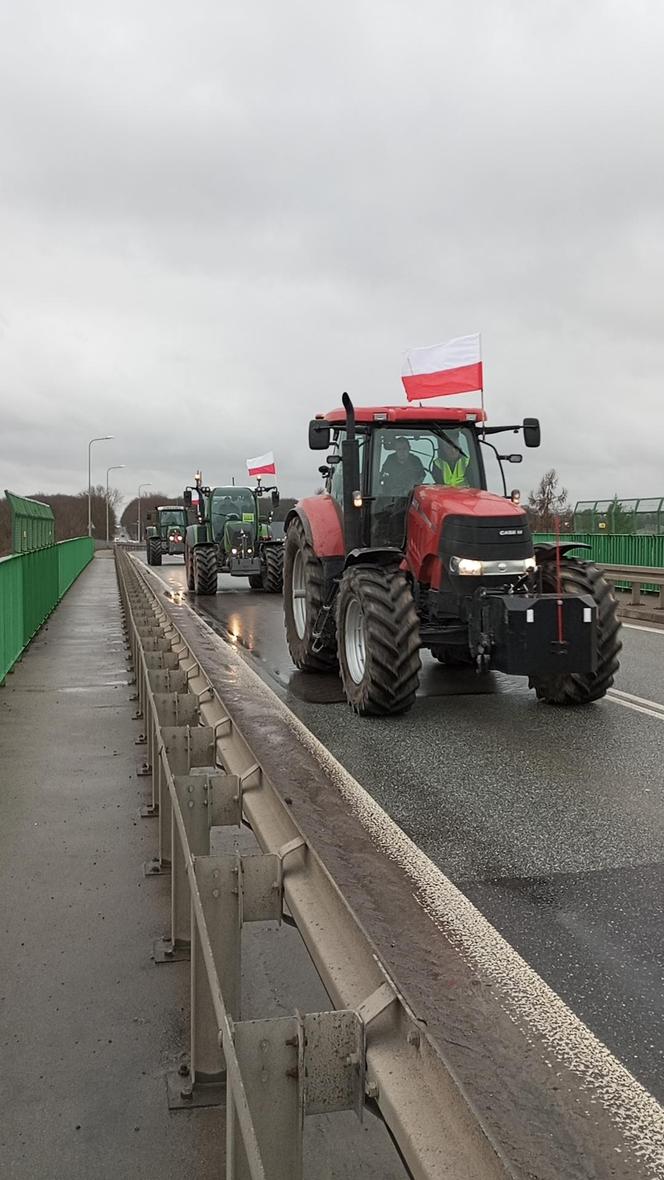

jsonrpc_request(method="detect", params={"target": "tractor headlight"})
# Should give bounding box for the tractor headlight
[450,556,537,576]
[450,557,483,576]
[247,548,252,554]
[231,547,238,555]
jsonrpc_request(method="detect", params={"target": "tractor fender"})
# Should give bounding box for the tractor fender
[185,523,213,547]
[284,494,345,559]
[535,542,592,561]
[344,547,404,570]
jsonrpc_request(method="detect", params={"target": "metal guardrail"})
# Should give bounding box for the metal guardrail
[602,564,664,608]
[116,547,509,1180]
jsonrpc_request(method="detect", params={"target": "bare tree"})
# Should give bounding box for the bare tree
[527,469,572,532]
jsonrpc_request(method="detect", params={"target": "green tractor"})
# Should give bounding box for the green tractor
[183,473,284,595]
[145,505,187,566]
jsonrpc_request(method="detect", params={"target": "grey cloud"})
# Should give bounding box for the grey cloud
[1,0,663,510]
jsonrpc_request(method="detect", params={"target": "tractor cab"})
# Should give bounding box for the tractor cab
[320,412,486,549]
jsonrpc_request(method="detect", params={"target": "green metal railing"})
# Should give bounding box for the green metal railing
[573,498,664,535]
[0,537,94,683]
[533,532,664,567]
[4,490,55,552]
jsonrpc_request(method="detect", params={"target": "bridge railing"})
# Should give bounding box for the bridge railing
[0,537,95,683]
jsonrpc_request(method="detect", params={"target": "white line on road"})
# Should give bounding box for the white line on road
[623,622,664,635]
[607,688,664,720]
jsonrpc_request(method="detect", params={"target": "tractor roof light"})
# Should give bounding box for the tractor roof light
[352,491,363,508]
[511,489,521,504]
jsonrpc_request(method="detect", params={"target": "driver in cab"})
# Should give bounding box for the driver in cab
[433,435,470,488]
[380,437,425,496]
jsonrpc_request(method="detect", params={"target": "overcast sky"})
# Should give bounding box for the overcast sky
[1,0,663,510]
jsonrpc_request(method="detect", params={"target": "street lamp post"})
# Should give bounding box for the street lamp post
[137,483,151,542]
[88,436,114,537]
[105,465,126,546]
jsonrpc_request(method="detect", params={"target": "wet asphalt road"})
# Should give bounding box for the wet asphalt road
[143,556,664,1102]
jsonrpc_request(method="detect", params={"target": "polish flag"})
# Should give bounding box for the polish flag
[246,451,276,477]
[402,334,483,401]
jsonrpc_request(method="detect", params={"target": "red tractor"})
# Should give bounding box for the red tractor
[283,395,621,715]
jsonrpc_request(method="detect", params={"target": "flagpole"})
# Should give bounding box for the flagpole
[479,334,486,438]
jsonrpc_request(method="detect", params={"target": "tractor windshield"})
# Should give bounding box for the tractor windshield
[210,487,255,542]
[158,509,186,529]
[370,425,482,545]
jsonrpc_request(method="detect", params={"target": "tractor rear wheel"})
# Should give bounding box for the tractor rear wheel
[193,547,218,596]
[284,518,337,671]
[529,558,621,704]
[337,565,421,716]
[262,545,284,593]
[147,538,162,566]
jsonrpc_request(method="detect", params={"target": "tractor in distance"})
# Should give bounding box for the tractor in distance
[283,395,621,715]
[145,505,187,566]
[183,472,284,595]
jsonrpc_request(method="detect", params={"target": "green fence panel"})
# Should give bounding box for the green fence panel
[533,532,664,593]
[0,537,94,683]
[5,490,55,553]
[58,537,95,596]
[0,555,25,683]
[20,547,59,646]
[533,533,664,567]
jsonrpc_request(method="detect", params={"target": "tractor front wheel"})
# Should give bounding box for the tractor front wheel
[248,574,263,590]
[337,565,421,716]
[193,547,218,596]
[147,538,162,566]
[529,558,621,704]
[262,545,284,593]
[284,518,337,671]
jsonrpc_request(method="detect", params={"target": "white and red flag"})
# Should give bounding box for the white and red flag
[246,450,277,477]
[402,333,483,401]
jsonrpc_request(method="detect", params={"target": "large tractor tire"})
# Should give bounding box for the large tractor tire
[147,537,162,566]
[248,574,264,590]
[337,565,421,716]
[284,518,337,671]
[262,545,284,594]
[193,546,218,596]
[529,558,621,705]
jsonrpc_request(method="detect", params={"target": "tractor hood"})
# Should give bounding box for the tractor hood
[407,487,532,589]
[411,485,527,525]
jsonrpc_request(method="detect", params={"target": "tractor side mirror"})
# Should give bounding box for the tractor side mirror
[309,420,331,450]
[183,489,192,508]
[271,489,280,507]
[523,418,541,448]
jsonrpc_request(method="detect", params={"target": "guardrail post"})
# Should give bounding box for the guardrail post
[166,854,239,1109]
[167,771,241,957]
[229,1016,302,1180]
